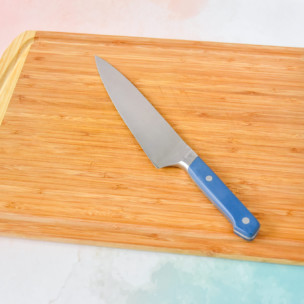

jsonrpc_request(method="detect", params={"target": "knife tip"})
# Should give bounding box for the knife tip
[95,56,110,70]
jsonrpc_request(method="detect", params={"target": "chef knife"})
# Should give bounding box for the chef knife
[95,56,260,240]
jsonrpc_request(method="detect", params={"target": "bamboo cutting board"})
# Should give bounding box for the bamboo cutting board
[0,31,304,265]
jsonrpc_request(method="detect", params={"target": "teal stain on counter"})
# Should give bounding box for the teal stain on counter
[47,246,304,303]
[126,256,304,304]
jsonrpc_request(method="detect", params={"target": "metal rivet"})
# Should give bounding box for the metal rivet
[206,175,212,182]
[242,217,250,224]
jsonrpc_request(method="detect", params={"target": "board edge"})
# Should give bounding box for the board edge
[0,30,36,125]
[0,231,303,266]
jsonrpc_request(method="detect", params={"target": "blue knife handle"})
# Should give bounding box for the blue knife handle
[188,156,260,240]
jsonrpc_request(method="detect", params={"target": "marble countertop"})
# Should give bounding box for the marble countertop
[1,1,304,303]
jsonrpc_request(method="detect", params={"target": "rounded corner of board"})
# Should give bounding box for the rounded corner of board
[0,30,36,125]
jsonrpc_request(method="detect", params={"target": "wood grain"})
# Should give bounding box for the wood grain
[0,31,303,264]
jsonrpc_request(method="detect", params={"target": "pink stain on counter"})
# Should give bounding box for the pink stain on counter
[0,0,209,56]
[150,0,207,19]
[0,0,79,55]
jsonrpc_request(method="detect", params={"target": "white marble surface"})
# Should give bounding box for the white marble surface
[1,1,304,303]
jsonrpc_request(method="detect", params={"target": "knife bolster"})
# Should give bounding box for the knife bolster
[176,149,198,171]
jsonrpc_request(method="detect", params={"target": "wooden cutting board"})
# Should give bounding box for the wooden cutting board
[0,31,303,265]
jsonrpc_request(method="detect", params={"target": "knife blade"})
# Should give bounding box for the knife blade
[95,56,260,241]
